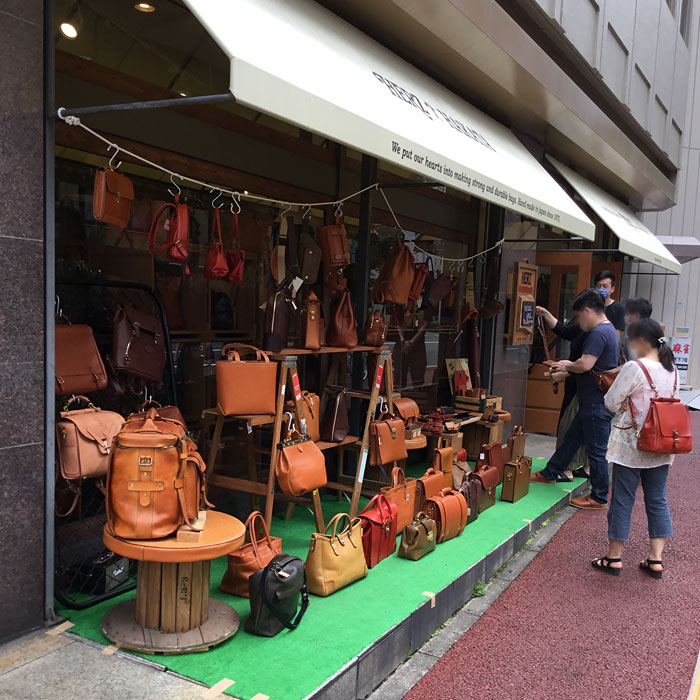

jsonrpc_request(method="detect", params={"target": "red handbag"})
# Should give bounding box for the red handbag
[358,494,398,568]
[629,361,692,454]
[226,211,246,285]
[149,195,192,273]
[204,208,229,280]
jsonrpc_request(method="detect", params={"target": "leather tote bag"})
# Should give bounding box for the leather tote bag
[225,211,246,285]
[423,488,468,543]
[320,386,349,443]
[371,238,414,306]
[55,322,108,395]
[318,216,350,271]
[416,467,445,513]
[501,457,532,503]
[305,513,367,597]
[220,511,282,598]
[57,396,124,480]
[369,413,407,466]
[93,166,134,229]
[112,305,167,384]
[148,195,192,273]
[286,391,320,442]
[459,475,481,524]
[203,208,229,280]
[363,310,388,348]
[327,289,358,348]
[398,512,437,561]
[380,466,417,532]
[276,429,327,497]
[246,554,309,637]
[216,344,277,416]
[359,494,398,568]
[300,291,323,351]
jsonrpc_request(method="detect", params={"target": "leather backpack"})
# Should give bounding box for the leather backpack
[320,386,349,443]
[359,494,397,568]
[55,322,108,395]
[112,305,166,384]
[393,398,420,425]
[276,427,327,497]
[318,216,350,271]
[423,488,468,543]
[107,408,210,540]
[363,310,388,348]
[93,166,134,229]
[148,195,192,273]
[225,211,245,285]
[398,512,437,561]
[203,208,229,280]
[371,238,414,306]
[431,443,454,489]
[300,291,323,351]
[409,258,431,302]
[327,287,358,348]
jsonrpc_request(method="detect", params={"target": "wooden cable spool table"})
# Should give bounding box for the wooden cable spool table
[101,511,245,654]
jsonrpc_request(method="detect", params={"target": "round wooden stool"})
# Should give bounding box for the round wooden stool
[101,511,245,654]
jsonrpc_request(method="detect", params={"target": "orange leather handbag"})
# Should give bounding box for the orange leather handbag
[216,344,277,416]
[203,208,229,280]
[416,466,446,513]
[93,166,134,229]
[431,442,454,489]
[423,488,468,543]
[369,411,407,466]
[276,423,327,497]
[55,322,108,395]
[359,494,398,568]
[371,238,415,306]
[225,211,246,285]
[220,511,282,598]
[148,194,192,273]
[380,466,417,532]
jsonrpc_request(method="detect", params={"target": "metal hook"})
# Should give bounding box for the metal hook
[279,202,293,219]
[107,144,122,169]
[168,173,182,198]
[230,192,241,215]
[284,411,294,433]
[302,204,311,220]
[55,295,62,316]
[210,188,224,209]
[334,201,343,218]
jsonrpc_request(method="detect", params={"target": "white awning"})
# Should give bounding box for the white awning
[548,157,681,274]
[184,0,594,240]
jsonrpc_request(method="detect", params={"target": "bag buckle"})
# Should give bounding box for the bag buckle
[138,456,153,466]
[391,428,397,438]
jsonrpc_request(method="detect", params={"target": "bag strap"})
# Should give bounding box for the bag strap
[260,562,309,630]
[148,200,176,254]
[635,359,658,396]
[245,511,275,561]
[210,208,223,246]
[220,343,270,362]
[228,212,241,252]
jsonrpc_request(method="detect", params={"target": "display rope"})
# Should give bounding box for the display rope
[57,108,503,266]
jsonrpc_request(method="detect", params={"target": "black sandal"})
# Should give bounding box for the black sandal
[640,559,663,579]
[591,556,622,576]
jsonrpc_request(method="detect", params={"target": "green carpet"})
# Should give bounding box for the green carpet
[57,460,583,700]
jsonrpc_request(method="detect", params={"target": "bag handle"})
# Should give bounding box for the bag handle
[244,511,275,562]
[148,201,176,255]
[209,207,223,246]
[422,467,439,478]
[390,466,406,488]
[228,211,241,252]
[62,395,95,411]
[260,562,309,630]
[324,512,351,540]
[220,343,270,362]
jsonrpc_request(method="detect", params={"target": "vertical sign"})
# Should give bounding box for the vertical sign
[671,330,691,386]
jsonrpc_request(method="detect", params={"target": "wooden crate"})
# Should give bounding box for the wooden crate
[454,394,503,414]
[438,431,463,453]
[462,420,504,459]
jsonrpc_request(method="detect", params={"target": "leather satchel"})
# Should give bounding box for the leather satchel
[393,397,420,425]
[459,474,481,524]
[56,396,124,480]
[93,166,134,229]
[380,466,417,532]
[300,291,323,351]
[217,344,277,416]
[363,310,388,348]
[471,464,500,513]
[246,554,309,637]
[371,238,415,306]
[398,512,437,561]
[318,216,350,271]
[416,467,445,513]
[276,430,327,497]
[203,208,229,280]
[299,226,322,284]
[107,408,209,539]
[423,488,468,543]
[148,195,192,273]
[305,513,367,596]
[220,511,282,598]
[287,391,320,442]
[369,413,407,466]
[481,441,506,484]
[507,425,527,462]
[501,456,532,503]
[359,494,398,568]
[432,443,454,489]
[327,289,358,348]
[320,386,349,443]
[55,322,108,395]
[225,211,246,285]
[112,305,167,384]
[262,283,294,353]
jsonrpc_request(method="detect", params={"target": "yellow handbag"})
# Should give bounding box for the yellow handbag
[305,513,367,597]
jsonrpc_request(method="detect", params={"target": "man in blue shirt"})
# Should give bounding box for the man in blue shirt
[531,289,619,508]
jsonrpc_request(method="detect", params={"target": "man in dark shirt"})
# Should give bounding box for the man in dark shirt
[624,296,652,324]
[594,269,625,335]
[531,289,618,508]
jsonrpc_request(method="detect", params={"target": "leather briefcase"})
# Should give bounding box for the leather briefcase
[93,166,134,229]
[393,397,420,425]
[371,238,415,306]
[327,288,358,348]
[112,305,166,384]
[459,474,481,524]
[363,310,388,348]
[501,456,532,503]
[507,425,527,462]
[216,344,277,416]
[432,443,454,489]
[221,511,282,598]
[319,386,349,443]
[306,513,367,596]
[359,494,398,568]
[246,554,309,637]
[148,195,191,272]
[300,291,323,350]
[107,408,208,539]
[57,396,124,481]
[276,430,327,497]
[481,441,506,484]
[398,511,437,561]
[380,466,417,532]
[55,322,108,395]
[423,488,468,543]
[471,464,500,513]
[416,467,445,513]
[369,413,407,466]
[287,391,320,442]
[318,216,350,271]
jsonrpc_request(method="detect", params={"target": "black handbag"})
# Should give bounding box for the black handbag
[261,282,294,353]
[320,386,349,442]
[245,554,309,637]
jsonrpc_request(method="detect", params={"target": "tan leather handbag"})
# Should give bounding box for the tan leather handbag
[220,511,282,598]
[93,166,134,229]
[327,288,358,348]
[287,392,320,442]
[431,442,454,489]
[416,467,445,513]
[276,426,327,497]
[371,238,415,305]
[216,344,278,416]
[56,396,124,481]
[300,291,323,351]
[398,512,437,561]
[305,513,367,597]
[369,412,407,466]
[423,488,468,543]
[380,466,417,532]
[55,322,108,396]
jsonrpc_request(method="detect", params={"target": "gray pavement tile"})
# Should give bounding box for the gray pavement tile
[366,651,437,700]
[524,507,576,551]
[420,610,480,658]
[496,548,540,580]
[0,629,73,676]
[463,575,512,616]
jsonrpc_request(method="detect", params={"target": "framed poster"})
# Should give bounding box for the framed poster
[507,260,538,345]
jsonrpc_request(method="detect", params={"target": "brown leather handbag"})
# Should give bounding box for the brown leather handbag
[300,291,323,351]
[363,310,388,348]
[369,412,407,466]
[320,386,349,442]
[327,289,358,348]
[501,456,532,503]
[93,166,134,229]
[423,488,468,543]
[507,425,527,462]
[56,396,124,480]
[398,512,437,561]
[393,397,420,425]
[359,494,398,568]
[112,305,166,384]
[318,216,350,271]
[220,511,282,598]
[276,427,327,497]
[432,443,454,489]
[481,441,506,484]
[305,513,367,596]
[287,392,320,442]
[203,208,229,280]
[408,259,431,302]
[371,238,414,305]
[148,195,192,273]
[225,211,245,285]
[55,322,108,395]
[107,408,209,539]
[416,467,445,513]
[380,466,417,532]
[216,344,277,416]
[459,474,481,524]
[471,464,500,513]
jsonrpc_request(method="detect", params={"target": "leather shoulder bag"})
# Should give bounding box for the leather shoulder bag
[501,456,532,503]
[471,464,500,513]
[220,511,282,598]
[592,330,626,392]
[225,211,246,285]
[359,494,398,568]
[276,422,327,497]
[371,238,415,306]
[398,511,437,561]
[363,310,388,348]
[298,225,322,284]
[318,216,350,271]
[423,488,468,543]
[216,344,277,416]
[204,208,229,280]
[300,291,323,351]
[380,466,417,532]
[459,473,481,524]
[55,321,108,395]
[305,513,367,596]
[327,288,358,348]
[148,195,192,273]
[112,305,166,384]
[93,166,134,229]
[416,466,445,514]
[369,411,407,466]
[320,386,349,443]
[393,397,420,425]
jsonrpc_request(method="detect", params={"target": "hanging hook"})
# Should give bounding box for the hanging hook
[55,295,62,317]
[280,201,292,218]
[107,144,122,169]
[230,192,242,215]
[210,188,224,209]
[334,201,343,219]
[302,204,311,220]
[284,411,295,434]
[168,173,182,198]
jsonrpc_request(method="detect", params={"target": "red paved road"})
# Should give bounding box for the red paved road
[407,412,700,700]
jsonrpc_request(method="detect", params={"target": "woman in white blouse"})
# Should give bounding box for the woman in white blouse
[591,318,677,579]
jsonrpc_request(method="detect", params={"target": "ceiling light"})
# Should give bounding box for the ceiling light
[179,92,187,97]
[60,21,78,38]
[134,2,155,12]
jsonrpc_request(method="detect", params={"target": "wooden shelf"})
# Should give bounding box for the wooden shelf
[201,409,275,427]
[346,390,401,401]
[315,435,359,451]
[272,345,385,357]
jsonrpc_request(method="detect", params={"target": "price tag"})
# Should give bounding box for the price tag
[375,364,384,390]
[291,373,302,401]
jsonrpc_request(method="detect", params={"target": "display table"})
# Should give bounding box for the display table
[101,511,245,654]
